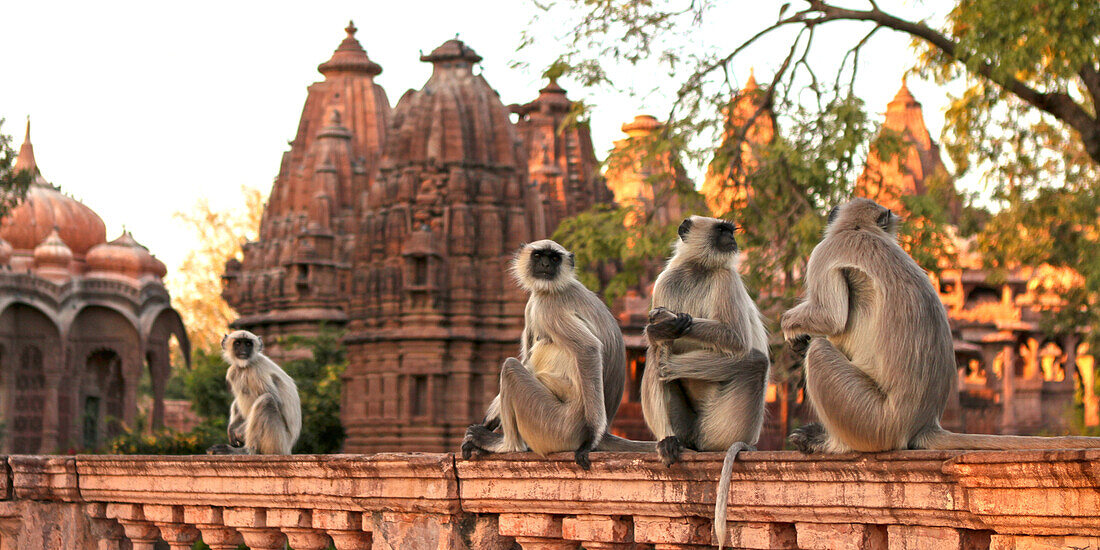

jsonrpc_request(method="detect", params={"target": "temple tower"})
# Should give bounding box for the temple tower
[604,115,700,227]
[702,72,776,216]
[511,79,611,233]
[222,22,391,354]
[342,39,540,452]
[856,80,956,217]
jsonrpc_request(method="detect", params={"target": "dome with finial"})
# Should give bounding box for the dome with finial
[33,228,73,271]
[1,119,107,256]
[86,231,151,279]
[317,21,382,77]
[420,37,483,64]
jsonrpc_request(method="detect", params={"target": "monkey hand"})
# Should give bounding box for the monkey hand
[788,423,827,454]
[787,334,811,358]
[646,310,694,342]
[657,436,685,467]
[779,310,806,342]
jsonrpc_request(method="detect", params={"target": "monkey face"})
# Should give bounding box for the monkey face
[529,247,564,281]
[232,336,255,360]
[711,221,738,254]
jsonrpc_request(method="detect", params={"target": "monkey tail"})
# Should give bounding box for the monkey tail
[920,429,1100,450]
[714,441,752,550]
[595,434,657,452]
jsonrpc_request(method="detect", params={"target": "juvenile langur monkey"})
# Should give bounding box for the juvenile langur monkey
[207,330,302,455]
[782,198,1100,453]
[641,216,770,549]
[462,240,653,469]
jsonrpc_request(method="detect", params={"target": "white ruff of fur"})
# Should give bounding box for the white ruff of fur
[511,243,575,294]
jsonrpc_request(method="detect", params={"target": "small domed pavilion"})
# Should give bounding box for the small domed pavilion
[0,120,189,453]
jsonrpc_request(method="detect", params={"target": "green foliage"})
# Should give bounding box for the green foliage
[181,347,234,420]
[102,416,225,455]
[0,119,33,217]
[281,328,347,454]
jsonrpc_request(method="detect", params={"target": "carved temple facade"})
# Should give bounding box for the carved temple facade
[0,122,189,454]
[224,24,1096,453]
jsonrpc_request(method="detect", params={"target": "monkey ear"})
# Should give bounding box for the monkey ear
[876,208,894,230]
[567,252,576,268]
[221,334,228,349]
[677,218,693,241]
[827,205,840,225]
[255,335,264,352]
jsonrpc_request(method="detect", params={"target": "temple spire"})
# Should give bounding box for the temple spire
[318,20,382,77]
[13,117,47,186]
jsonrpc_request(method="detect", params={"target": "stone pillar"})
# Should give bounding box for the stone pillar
[223,507,286,550]
[149,352,167,430]
[40,372,61,453]
[562,515,634,549]
[887,525,990,550]
[268,508,331,550]
[1001,344,1017,434]
[85,503,127,550]
[183,506,244,550]
[796,523,885,550]
[106,503,162,550]
[499,513,579,550]
[313,510,372,550]
[633,516,711,549]
[143,505,199,550]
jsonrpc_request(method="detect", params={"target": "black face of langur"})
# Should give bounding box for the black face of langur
[678,217,739,254]
[529,247,565,281]
[222,332,262,361]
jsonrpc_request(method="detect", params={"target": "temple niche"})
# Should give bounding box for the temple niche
[222,22,391,358]
[0,121,189,453]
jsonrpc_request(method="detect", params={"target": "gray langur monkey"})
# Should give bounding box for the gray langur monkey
[782,197,1100,454]
[207,330,302,455]
[641,216,771,549]
[461,240,653,470]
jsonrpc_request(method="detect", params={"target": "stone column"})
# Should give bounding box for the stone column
[149,351,167,430]
[562,515,634,549]
[1001,343,1017,435]
[313,510,372,550]
[223,507,286,550]
[499,513,579,550]
[40,372,62,454]
[183,506,244,550]
[106,503,161,550]
[143,505,199,550]
[268,508,331,550]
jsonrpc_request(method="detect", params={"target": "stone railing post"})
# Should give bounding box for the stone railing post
[106,503,162,550]
[267,508,331,550]
[499,513,578,550]
[85,503,127,550]
[143,505,200,550]
[182,506,244,550]
[223,507,287,550]
[796,523,886,550]
[313,510,372,550]
[633,516,713,550]
[0,502,22,550]
[561,515,634,549]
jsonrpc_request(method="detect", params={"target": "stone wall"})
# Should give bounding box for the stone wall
[1,450,1099,549]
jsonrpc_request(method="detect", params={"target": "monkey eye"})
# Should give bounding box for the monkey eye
[551,255,561,264]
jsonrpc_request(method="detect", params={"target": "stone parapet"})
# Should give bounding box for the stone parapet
[0,450,1098,548]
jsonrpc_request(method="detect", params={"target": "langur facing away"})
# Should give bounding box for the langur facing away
[641,216,771,549]
[782,198,1100,453]
[207,330,302,455]
[461,240,653,470]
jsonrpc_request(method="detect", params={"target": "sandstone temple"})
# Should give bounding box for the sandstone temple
[222,24,1098,455]
[0,121,189,454]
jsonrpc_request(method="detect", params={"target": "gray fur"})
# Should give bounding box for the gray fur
[462,240,653,469]
[207,330,302,455]
[782,198,1100,453]
[641,216,771,549]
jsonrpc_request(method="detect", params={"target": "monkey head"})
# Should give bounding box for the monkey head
[673,216,740,269]
[221,330,263,367]
[826,198,900,238]
[512,240,577,293]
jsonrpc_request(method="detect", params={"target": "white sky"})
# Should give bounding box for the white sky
[0,1,962,275]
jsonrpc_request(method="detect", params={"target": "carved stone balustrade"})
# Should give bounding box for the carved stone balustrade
[0,450,1099,548]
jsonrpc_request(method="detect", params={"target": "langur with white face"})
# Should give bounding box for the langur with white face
[207,330,302,455]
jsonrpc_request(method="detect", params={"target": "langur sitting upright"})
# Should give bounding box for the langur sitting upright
[641,216,771,549]
[207,330,302,455]
[782,198,1100,453]
[462,240,653,470]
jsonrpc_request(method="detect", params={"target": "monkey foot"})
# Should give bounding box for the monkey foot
[657,436,685,467]
[206,444,246,455]
[789,423,827,454]
[574,448,592,470]
[461,425,495,460]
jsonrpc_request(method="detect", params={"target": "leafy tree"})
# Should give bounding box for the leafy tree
[167,186,264,350]
[281,328,347,454]
[0,119,33,217]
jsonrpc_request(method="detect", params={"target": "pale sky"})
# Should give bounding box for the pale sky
[0,1,960,275]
